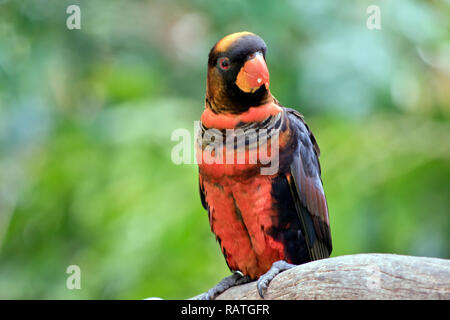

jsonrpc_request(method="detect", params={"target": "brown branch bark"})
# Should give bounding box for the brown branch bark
[208,254,450,300]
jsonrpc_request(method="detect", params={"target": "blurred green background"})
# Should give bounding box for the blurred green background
[0,0,449,299]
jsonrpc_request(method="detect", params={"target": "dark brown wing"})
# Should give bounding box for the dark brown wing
[285,108,332,260]
[199,175,207,211]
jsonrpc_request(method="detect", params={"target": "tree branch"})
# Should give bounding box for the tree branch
[207,254,450,300]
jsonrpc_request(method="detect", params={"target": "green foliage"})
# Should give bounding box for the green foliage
[0,0,449,299]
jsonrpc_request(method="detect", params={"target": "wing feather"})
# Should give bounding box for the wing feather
[286,109,332,260]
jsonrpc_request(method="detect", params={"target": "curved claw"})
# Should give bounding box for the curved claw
[256,260,296,299]
[197,272,251,300]
[257,279,268,299]
[198,292,213,300]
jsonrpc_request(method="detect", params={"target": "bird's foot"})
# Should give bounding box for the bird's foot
[257,260,296,299]
[198,271,251,300]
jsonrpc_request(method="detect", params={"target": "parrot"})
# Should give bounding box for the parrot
[196,32,332,299]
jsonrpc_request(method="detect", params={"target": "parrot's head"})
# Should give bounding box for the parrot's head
[206,32,272,114]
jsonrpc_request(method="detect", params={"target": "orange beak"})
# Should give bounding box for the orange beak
[235,53,270,93]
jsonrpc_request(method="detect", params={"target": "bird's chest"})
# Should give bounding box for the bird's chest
[201,173,286,279]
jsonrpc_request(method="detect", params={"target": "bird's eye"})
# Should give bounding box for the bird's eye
[218,57,230,70]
